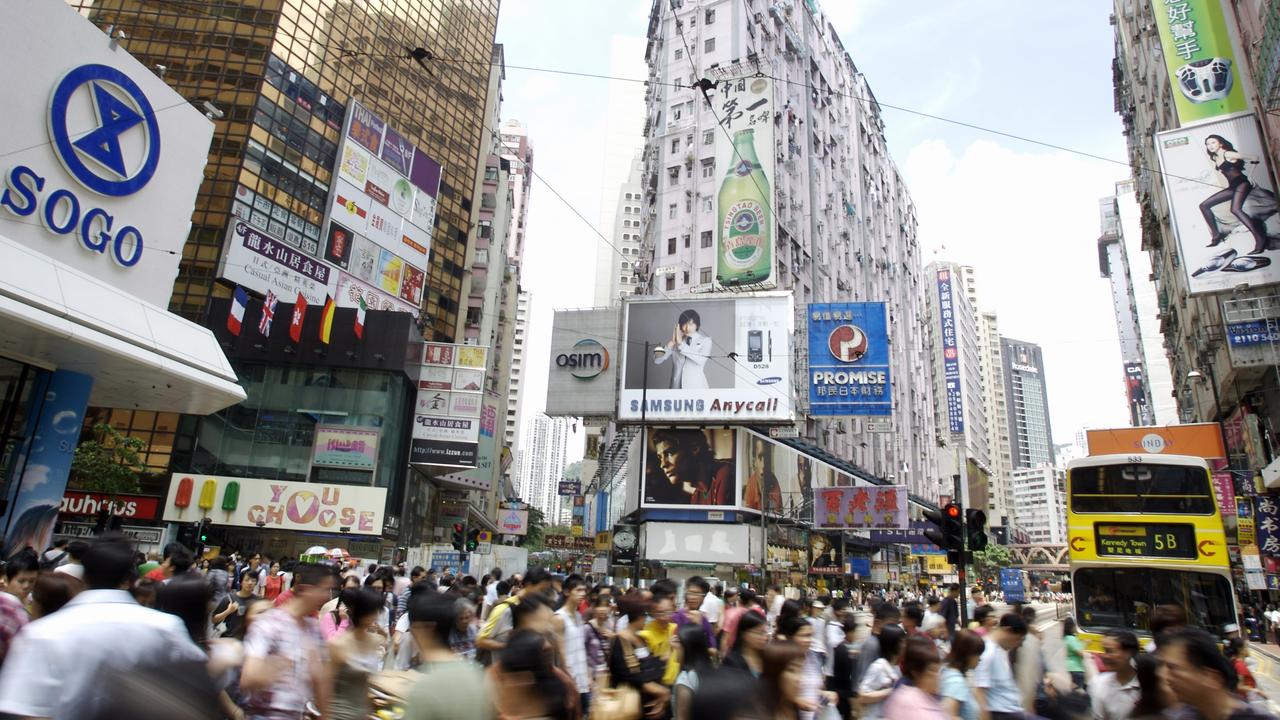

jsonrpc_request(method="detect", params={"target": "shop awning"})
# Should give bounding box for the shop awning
[0,234,245,415]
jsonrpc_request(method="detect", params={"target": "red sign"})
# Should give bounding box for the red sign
[60,490,161,520]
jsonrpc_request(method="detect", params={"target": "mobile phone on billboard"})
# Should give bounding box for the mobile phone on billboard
[748,330,763,362]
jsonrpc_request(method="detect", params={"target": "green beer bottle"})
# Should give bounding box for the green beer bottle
[717,129,772,286]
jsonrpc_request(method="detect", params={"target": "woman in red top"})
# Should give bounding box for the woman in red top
[261,561,285,601]
[1226,638,1259,694]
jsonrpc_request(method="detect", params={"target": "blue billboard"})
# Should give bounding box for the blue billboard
[936,269,964,434]
[1227,319,1280,347]
[806,302,891,416]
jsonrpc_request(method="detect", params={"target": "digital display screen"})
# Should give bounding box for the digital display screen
[1095,523,1198,560]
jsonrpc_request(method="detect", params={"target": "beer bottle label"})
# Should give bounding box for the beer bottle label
[722,198,766,269]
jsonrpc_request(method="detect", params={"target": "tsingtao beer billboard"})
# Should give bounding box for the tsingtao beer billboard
[618,294,794,423]
[714,65,776,290]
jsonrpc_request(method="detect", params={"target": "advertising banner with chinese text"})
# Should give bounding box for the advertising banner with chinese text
[1152,0,1249,126]
[936,268,965,435]
[807,302,891,416]
[1156,114,1280,295]
[812,485,908,530]
[409,343,489,467]
[714,68,775,290]
[1256,494,1280,556]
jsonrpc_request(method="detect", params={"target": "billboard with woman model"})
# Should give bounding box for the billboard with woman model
[1156,113,1280,295]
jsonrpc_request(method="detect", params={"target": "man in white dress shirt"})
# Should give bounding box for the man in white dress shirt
[0,536,205,719]
[652,309,713,389]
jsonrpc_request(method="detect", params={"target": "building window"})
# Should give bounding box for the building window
[665,276,676,291]
[683,270,691,284]
[683,234,691,248]
[701,158,714,178]
[705,38,715,53]
[703,130,714,145]
[667,237,677,253]
[675,48,683,61]
[701,230,712,247]
[700,267,712,284]
[671,139,680,154]
[702,198,712,212]
[668,204,677,219]
[668,166,680,186]
[620,275,629,284]
[620,261,629,269]
[672,104,682,121]
[685,196,693,212]
[706,8,716,23]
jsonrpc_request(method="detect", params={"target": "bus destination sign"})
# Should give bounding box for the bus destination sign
[1095,523,1197,560]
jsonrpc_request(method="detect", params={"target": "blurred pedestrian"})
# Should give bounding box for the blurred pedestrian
[240,563,336,720]
[401,588,491,720]
[0,537,206,718]
[884,635,948,719]
[1162,627,1277,719]
[857,623,905,720]
[327,587,385,720]
[1087,629,1140,720]
[941,630,985,720]
[1061,616,1085,690]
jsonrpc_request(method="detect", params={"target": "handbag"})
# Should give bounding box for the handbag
[590,671,642,720]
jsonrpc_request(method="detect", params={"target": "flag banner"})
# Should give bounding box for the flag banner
[289,292,307,343]
[354,296,367,340]
[227,286,248,336]
[259,290,277,336]
[319,295,337,344]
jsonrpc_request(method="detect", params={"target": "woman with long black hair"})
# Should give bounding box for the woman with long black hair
[1200,134,1270,254]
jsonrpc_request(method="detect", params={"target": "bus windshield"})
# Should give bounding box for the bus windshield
[1073,567,1235,635]
[1069,463,1215,515]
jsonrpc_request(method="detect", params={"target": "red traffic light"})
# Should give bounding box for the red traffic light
[453,523,464,532]
[945,504,961,518]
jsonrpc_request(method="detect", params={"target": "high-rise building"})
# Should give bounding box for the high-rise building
[639,0,938,501]
[505,290,532,455]
[594,153,646,306]
[497,120,534,266]
[1099,181,1173,426]
[1113,0,1280,477]
[1001,338,1055,470]
[977,310,1014,524]
[518,413,575,525]
[1010,466,1067,546]
[65,0,502,552]
[926,260,991,509]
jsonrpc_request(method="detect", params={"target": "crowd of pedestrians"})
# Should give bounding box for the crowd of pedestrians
[0,539,1277,720]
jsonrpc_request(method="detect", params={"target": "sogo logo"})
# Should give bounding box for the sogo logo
[2,64,160,267]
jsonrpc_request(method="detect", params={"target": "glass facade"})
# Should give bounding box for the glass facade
[72,0,501,340]
[171,361,413,497]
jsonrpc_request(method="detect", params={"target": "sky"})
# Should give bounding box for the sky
[495,0,1137,451]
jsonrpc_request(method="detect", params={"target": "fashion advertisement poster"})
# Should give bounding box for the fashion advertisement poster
[641,428,738,509]
[1156,113,1280,295]
[738,430,836,518]
[619,294,794,423]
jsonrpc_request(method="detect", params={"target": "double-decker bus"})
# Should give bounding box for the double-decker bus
[1066,453,1237,651]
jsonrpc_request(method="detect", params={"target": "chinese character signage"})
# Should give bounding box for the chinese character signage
[409,343,489,468]
[1151,0,1249,126]
[714,67,776,290]
[812,485,909,530]
[1156,114,1280,295]
[807,303,891,416]
[1256,494,1280,556]
[936,269,964,434]
[324,99,441,316]
[1213,470,1237,516]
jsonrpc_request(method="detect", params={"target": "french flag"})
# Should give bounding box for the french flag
[227,286,248,336]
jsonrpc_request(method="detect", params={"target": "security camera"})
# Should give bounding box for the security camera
[202,101,224,120]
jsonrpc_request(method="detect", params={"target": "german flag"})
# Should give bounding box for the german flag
[319,295,336,344]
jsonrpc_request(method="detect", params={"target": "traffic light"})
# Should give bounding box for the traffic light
[198,518,210,544]
[466,529,480,552]
[966,509,988,551]
[451,523,466,551]
[924,502,964,552]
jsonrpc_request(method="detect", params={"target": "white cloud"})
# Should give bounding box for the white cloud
[903,138,1134,442]
[20,463,51,492]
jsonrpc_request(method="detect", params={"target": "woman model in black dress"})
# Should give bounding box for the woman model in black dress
[1200,134,1268,254]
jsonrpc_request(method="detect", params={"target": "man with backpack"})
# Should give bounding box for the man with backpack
[476,568,551,662]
